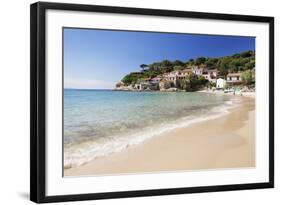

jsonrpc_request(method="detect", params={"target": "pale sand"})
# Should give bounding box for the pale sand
[65,97,255,177]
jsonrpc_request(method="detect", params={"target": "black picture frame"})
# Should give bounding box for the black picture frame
[30,1,274,203]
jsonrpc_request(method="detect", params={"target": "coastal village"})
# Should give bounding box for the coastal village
[117,65,248,91]
[115,51,255,93]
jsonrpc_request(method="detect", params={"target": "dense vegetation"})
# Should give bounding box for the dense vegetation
[121,50,255,86]
[241,69,255,85]
[176,74,208,91]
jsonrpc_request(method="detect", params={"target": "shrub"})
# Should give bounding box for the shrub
[178,79,190,91]
[241,70,254,85]
[164,81,174,89]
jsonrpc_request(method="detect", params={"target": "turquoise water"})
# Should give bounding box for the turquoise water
[64,89,236,167]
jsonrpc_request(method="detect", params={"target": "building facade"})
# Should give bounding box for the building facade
[226,73,242,85]
[216,78,226,89]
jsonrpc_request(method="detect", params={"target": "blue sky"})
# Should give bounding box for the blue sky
[64,28,255,89]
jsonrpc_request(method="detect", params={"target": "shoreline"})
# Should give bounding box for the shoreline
[66,87,256,99]
[64,96,255,177]
[198,89,255,99]
[115,88,256,100]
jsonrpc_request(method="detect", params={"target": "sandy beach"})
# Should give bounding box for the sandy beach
[65,96,255,177]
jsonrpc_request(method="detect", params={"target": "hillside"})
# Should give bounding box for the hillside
[120,50,255,86]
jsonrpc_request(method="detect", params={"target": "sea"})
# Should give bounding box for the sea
[64,89,239,168]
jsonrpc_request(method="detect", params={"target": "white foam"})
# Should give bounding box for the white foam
[64,98,241,168]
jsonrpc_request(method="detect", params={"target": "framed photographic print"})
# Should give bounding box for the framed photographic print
[30,2,274,203]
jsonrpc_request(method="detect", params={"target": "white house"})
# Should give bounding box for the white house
[201,69,218,83]
[165,71,189,84]
[227,73,242,85]
[192,67,204,75]
[216,78,226,89]
[182,68,193,76]
[149,77,161,84]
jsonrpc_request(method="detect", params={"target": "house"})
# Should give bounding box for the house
[149,77,161,84]
[165,71,180,85]
[201,69,218,83]
[208,69,219,83]
[164,67,220,86]
[166,70,177,79]
[136,77,160,91]
[137,82,149,90]
[227,73,242,85]
[176,71,187,80]
[148,77,161,90]
[216,78,226,89]
[192,66,204,75]
[165,69,193,82]
[182,68,193,76]
[208,69,218,78]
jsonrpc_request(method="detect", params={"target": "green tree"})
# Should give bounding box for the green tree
[186,73,198,90]
[119,50,255,88]
[148,62,162,72]
[205,58,218,68]
[240,50,254,58]
[195,57,206,65]
[174,65,183,71]
[164,81,174,89]
[245,60,255,70]
[173,60,185,66]
[140,64,148,71]
[178,79,190,91]
[217,57,231,77]
[122,74,136,85]
[241,70,254,85]
[208,81,216,88]
[187,58,194,66]
[198,76,208,86]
